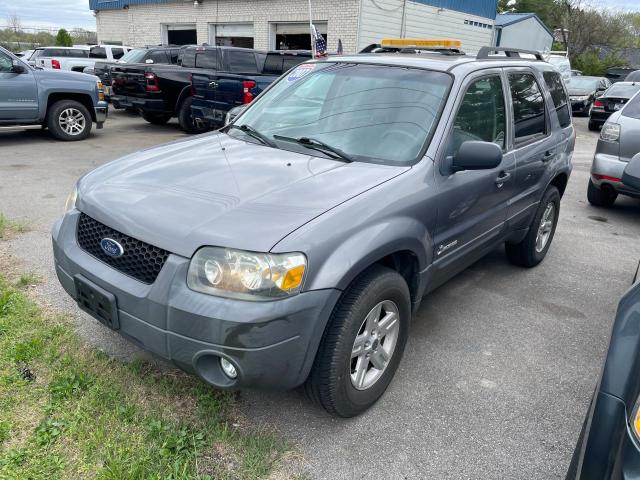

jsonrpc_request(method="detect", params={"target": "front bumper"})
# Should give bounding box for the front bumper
[591,153,640,198]
[94,101,108,128]
[52,211,340,390]
[111,94,165,114]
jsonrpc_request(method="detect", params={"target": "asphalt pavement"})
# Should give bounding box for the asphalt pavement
[1,111,639,479]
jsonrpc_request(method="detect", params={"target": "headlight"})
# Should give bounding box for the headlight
[600,123,620,143]
[64,184,78,214]
[187,247,307,301]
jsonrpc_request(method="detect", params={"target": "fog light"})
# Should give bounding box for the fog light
[220,357,237,379]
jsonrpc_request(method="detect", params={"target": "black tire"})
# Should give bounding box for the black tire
[305,265,411,417]
[46,100,92,141]
[142,112,172,125]
[588,119,599,131]
[178,96,208,134]
[506,185,561,268]
[587,179,617,207]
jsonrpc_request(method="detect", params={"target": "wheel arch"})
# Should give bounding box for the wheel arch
[46,93,95,122]
[175,85,192,114]
[549,171,569,197]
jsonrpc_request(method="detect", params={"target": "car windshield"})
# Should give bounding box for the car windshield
[119,49,147,63]
[231,62,452,165]
[569,77,599,90]
[606,83,640,98]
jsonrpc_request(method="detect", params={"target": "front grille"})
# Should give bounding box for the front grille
[76,213,169,284]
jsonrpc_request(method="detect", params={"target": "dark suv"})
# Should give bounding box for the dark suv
[53,47,574,417]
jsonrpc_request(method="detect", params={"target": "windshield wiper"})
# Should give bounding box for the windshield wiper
[272,135,354,163]
[226,124,276,147]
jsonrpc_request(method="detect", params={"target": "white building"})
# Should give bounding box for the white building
[90,0,499,54]
[494,13,553,53]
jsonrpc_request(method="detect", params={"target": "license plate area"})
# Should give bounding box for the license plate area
[74,275,119,330]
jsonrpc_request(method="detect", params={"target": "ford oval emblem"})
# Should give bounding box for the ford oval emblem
[100,238,124,258]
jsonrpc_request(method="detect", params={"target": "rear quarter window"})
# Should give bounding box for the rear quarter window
[195,49,218,69]
[622,93,640,120]
[227,51,258,73]
[542,70,571,128]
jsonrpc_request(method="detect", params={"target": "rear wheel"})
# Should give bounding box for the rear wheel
[305,265,410,417]
[506,186,560,268]
[142,112,172,125]
[587,179,617,207]
[47,100,92,141]
[588,119,599,131]
[178,96,208,134]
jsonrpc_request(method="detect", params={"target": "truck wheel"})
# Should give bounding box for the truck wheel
[587,179,617,207]
[506,185,560,268]
[142,112,172,125]
[47,100,92,141]
[588,120,599,131]
[178,97,208,134]
[305,265,410,417]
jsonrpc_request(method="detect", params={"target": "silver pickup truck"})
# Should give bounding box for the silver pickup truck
[0,46,108,141]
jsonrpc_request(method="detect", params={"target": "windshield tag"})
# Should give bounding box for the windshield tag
[287,63,315,82]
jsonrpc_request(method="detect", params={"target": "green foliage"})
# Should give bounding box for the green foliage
[15,273,42,289]
[0,213,30,239]
[573,49,627,76]
[55,28,73,47]
[34,418,66,446]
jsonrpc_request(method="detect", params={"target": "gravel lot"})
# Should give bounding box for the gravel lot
[1,110,639,479]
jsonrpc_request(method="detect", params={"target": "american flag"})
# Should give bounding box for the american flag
[312,24,327,58]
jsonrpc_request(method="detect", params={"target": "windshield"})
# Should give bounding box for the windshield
[569,77,599,90]
[232,62,452,165]
[119,48,147,63]
[607,83,640,98]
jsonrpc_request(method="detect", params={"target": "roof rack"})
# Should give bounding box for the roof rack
[476,47,544,61]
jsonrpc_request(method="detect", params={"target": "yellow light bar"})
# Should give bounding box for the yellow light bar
[381,38,462,48]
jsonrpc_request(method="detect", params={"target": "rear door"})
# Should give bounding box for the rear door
[0,51,38,121]
[505,68,559,229]
[432,70,513,277]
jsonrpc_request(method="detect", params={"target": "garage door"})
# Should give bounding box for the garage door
[210,23,254,48]
[272,22,327,51]
[163,24,197,45]
[274,22,327,35]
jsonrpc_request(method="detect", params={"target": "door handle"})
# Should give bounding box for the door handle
[495,172,511,187]
[542,151,556,162]
[208,81,218,89]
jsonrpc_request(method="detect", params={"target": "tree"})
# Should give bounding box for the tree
[55,28,73,47]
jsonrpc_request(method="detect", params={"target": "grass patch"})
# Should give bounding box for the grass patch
[15,273,42,289]
[0,214,30,239]
[0,277,287,479]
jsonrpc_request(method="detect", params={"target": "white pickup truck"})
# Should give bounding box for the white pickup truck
[30,45,133,72]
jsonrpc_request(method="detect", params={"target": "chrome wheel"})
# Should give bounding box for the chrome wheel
[350,300,400,391]
[58,108,86,136]
[535,202,555,253]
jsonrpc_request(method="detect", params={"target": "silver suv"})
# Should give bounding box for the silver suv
[53,47,574,417]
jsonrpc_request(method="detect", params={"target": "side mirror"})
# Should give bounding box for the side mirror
[145,59,154,64]
[622,152,640,191]
[450,141,503,173]
[11,60,26,74]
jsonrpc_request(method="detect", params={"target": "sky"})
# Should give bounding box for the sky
[0,0,639,31]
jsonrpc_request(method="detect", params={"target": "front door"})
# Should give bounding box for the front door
[0,51,38,121]
[432,70,515,280]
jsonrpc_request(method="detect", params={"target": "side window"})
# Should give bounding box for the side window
[508,73,547,144]
[149,51,169,64]
[542,70,571,128]
[196,49,218,69]
[180,49,195,68]
[447,75,506,156]
[169,49,180,64]
[227,51,258,73]
[89,47,107,59]
[112,48,124,60]
[0,51,13,72]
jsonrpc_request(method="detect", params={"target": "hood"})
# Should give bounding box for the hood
[568,88,593,96]
[78,133,409,257]
[33,68,97,85]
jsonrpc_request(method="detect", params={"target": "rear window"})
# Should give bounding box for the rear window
[195,49,218,69]
[41,48,88,58]
[181,48,196,68]
[607,84,640,98]
[542,71,571,128]
[148,50,169,64]
[263,54,309,74]
[89,47,107,59]
[112,48,124,59]
[227,51,258,73]
[626,71,640,82]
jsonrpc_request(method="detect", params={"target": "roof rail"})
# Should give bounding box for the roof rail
[476,46,544,61]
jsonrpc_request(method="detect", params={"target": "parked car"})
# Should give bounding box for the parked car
[568,76,611,116]
[94,46,186,100]
[31,44,133,72]
[606,66,637,83]
[16,49,34,59]
[190,49,311,130]
[52,46,574,417]
[588,82,640,131]
[567,162,640,477]
[110,46,277,132]
[547,53,572,84]
[588,90,640,207]
[626,70,640,82]
[0,46,107,140]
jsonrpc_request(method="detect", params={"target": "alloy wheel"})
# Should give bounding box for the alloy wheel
[58,108,86,136]
[535,202,555,253]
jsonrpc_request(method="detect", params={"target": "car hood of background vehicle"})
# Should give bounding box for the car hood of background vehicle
[78,133,410,257]
[568,88,593,96]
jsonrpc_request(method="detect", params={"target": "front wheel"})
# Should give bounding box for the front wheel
[47,100,92,141]
[506,186,561,268]
[305,265,410,417]
[142,112,172,125]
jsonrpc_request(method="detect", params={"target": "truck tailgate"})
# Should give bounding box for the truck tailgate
[110,65,148,96]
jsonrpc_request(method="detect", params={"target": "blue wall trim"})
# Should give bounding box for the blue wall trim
[90,0,498,20]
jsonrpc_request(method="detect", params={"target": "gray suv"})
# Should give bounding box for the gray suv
[52,47,574,417]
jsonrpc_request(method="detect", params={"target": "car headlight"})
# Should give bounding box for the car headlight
[64,184,78,214]
[187,247,307,301]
